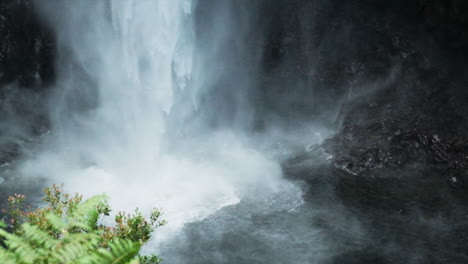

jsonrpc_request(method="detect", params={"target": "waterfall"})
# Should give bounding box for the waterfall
[19,0,300,250]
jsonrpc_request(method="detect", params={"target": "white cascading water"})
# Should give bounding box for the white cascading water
[19,0,303,251]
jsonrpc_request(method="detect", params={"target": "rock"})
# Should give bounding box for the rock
[0,0,55,87]
[304,0,468,187]
[321,70,468,186]
[0,1,54,181]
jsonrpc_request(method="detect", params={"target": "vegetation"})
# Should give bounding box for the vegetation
[0,184,166,264]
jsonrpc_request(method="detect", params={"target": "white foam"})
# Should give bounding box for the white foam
[22,0,294,247]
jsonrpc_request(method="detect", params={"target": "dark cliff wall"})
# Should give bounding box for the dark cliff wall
[307,1,468,185]
[0,0,54,169]
[257,0,468,124]
[0,0,55,87]
[214,0,468,185]
[273,2,468,262]
[191,0,468,134]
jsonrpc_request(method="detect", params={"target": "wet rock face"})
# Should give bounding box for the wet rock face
[322,57,468,186]
[0,1,53,174]
[0,0,55,88]
[241,0,468,131]
[281,2,468,261]
[418,0,468,51]
[303,0,468,188]
[324,125,468,181]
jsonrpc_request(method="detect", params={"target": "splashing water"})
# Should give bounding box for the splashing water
[17,0,302,247]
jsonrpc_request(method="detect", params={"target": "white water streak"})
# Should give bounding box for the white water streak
[21,0,299,247]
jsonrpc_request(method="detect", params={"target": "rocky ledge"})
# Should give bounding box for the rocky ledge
[322,63,468,187]
[311,0,468,188]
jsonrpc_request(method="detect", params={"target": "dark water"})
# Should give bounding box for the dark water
[157,149,468,264]
[2,153,467,263]
[1,1,468,263]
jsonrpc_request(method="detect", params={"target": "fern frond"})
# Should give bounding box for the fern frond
[1,187,162,264]
[0,229,39,263]
[70,195,108,230]
[87,239,141,264]
[0,246,18,264]
[52,233,101,263]
[21,223,58,251]
[45,213,66,231]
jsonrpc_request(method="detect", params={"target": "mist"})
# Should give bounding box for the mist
[5,0,313,260]
[1,0,467,263]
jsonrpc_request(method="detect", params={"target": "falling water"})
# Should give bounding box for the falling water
[16,0,305,256]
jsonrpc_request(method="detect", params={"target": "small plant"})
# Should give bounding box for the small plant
[0,184,165,264]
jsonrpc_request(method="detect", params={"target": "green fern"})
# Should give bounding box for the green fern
[0,185,165,264]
